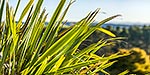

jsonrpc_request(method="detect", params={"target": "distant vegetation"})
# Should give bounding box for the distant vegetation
[62,22,150,54]
[60,23,150,74]
[108,48,150,75]
[75,24,150,75]
[75,24,150,54]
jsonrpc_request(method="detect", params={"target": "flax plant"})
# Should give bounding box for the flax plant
[0,0,129,75]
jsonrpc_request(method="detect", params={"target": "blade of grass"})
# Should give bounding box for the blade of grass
[96,27,116,37]
[29,0,66,66]
[14,0,21,16]
[43,0,75,52]
[6,2,19,74]
[49,55,65,73]
[34,58,48,75]
[0,0,5,26]
[95,14,121,27]
[118,70,129,75]
[17,0,34,29]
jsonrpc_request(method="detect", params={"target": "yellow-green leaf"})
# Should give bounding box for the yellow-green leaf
[96,27,116,37]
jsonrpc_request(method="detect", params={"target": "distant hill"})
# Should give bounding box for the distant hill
[61,22,150,28]
[17,21,150,28]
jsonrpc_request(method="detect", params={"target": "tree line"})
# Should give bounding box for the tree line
[78,25,150,54]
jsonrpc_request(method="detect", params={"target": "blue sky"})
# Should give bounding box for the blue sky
[8,0,150,24]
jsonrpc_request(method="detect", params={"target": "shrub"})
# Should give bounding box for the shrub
[0,0,128,74]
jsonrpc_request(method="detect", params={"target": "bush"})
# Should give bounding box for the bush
[0,0,128,74]
[108,48,150,75]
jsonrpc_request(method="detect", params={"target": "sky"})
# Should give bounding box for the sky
[8,0,150,24]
